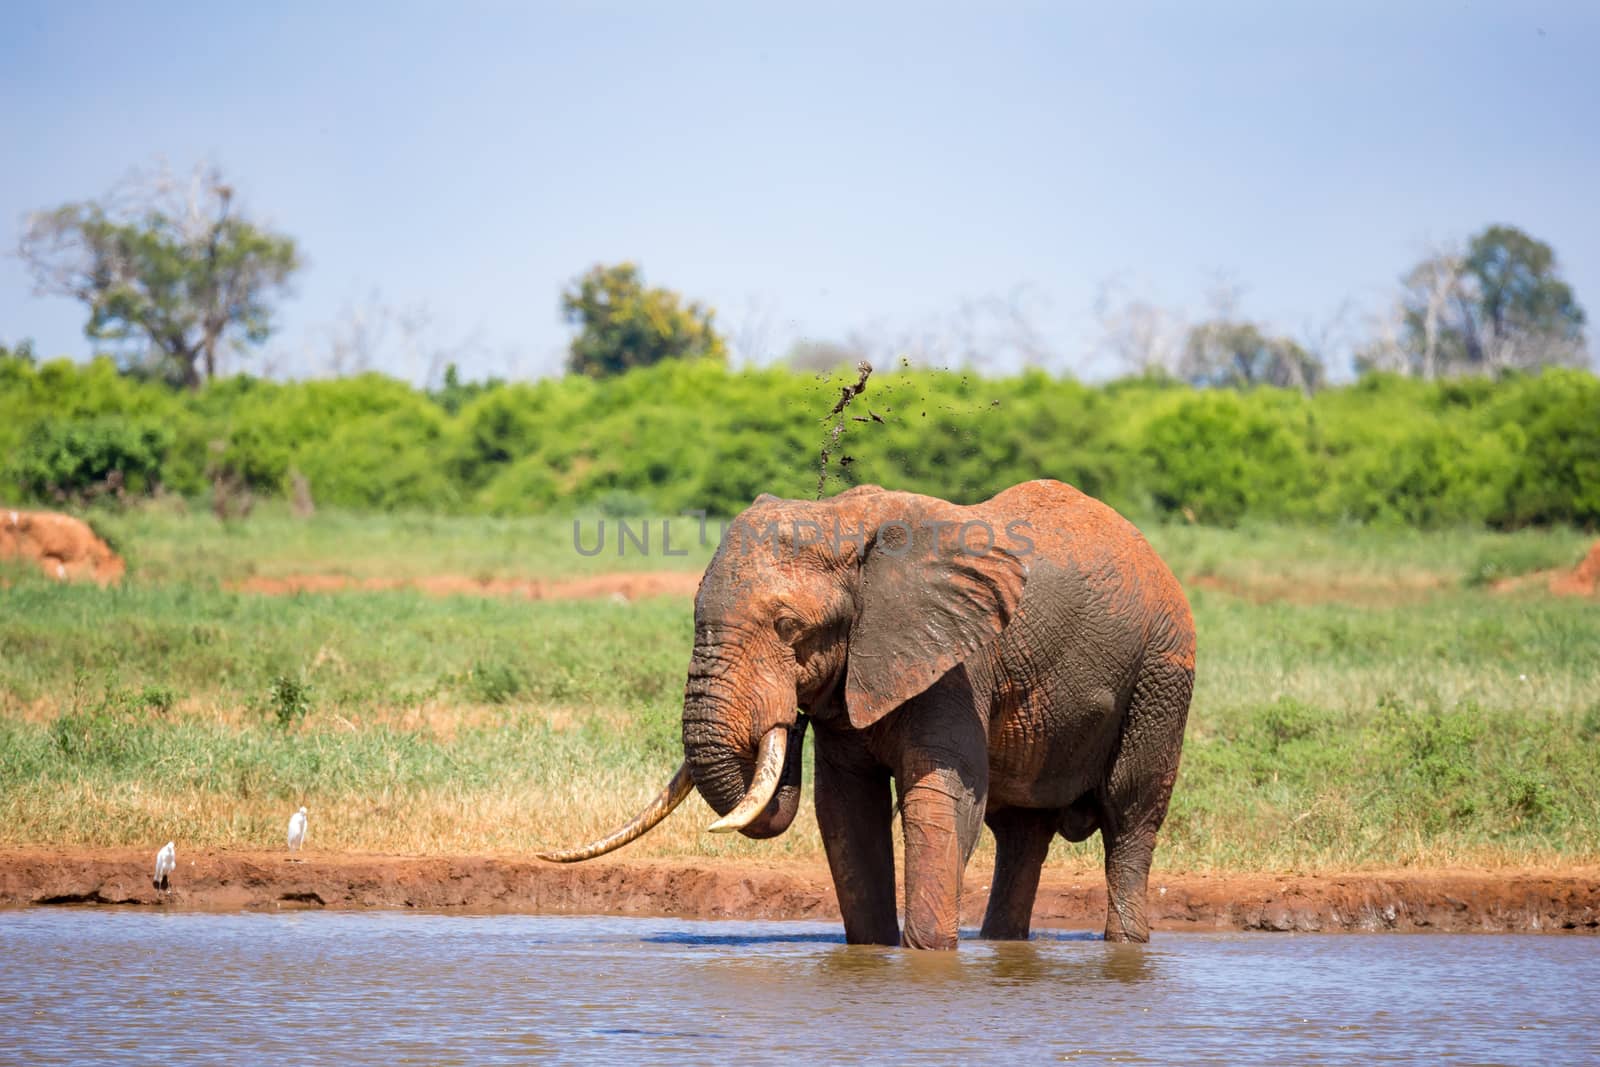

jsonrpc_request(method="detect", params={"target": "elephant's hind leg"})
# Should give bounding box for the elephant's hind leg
[978,807,1057,940]
[1099,659,1194,943]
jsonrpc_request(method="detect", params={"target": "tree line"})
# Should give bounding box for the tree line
[1,352,1595,529]
[11,163,1591,388]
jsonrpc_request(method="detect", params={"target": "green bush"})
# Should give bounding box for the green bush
[449,383,557,488]
[1487,370,1600,526]
[268,674,313,727]
[8,416,172,500]
[1327,421,1519,526]
[210,410,297,493]
[2,354,1598,529]
[293,406,460,510]
[464,658,527,704]
[1138,391,1314,525]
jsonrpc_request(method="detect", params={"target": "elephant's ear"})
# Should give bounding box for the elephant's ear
[844,508,1027,729]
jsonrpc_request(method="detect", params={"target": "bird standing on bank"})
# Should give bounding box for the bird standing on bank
[153,841,175,892]
[287,806,308,857]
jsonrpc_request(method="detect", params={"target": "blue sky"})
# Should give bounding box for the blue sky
[2,1,1596,381]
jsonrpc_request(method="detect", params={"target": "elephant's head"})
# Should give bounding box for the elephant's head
[538,486,1028,861]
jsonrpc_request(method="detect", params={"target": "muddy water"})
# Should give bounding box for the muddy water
[2,912,1593,1064]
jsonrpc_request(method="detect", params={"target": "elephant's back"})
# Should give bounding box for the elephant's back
[987,479,1194,665]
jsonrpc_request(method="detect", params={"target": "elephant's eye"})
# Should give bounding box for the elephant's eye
[774,615,804,644]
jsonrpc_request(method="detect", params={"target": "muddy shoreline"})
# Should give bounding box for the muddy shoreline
[2,849,1595,934]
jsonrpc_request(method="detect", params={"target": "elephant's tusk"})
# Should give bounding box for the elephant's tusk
[706,726,789,834]
[535,761,694,863]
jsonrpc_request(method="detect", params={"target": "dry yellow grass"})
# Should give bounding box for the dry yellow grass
[2,517,1596,873]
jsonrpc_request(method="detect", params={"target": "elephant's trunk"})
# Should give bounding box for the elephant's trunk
[683,646,806,840]
[707,725,792,833]
[536,631,808,863]
[688,719,807,839]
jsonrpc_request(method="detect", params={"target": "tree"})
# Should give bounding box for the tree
[1404,246,1468,380]
[726,291,781,368]
[561,262,727,377]
[18,163,300,389]
[1364,225,1588,378]
[0,339,38,365]
[1460,225,1587,368]
[1180,319,1324,393]
[314,292,479,386]
[429,363,504,416]
[884,286,1057,374]
[1093,278,1186,377]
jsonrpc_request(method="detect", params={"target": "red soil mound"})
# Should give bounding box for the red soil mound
[0,509,124,585]
[1550,540,1600,597]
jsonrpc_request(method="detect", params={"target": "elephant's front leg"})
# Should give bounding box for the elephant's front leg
[814,727,899,946]
[897,766,984,949]
[892,683,989,950]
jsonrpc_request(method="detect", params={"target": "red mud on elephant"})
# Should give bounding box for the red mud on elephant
[541,479,1196,949]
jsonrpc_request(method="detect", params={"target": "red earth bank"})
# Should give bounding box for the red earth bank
[3,850,1595,934]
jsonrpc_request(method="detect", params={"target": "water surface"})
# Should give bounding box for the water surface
[1,911,1593,1064]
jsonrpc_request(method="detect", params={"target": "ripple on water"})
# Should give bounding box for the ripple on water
[1,911,1595,1065]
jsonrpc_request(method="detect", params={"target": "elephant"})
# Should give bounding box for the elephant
[540,479,1196,949]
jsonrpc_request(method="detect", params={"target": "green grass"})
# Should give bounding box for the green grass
[2,508,1597,871]
[84,498,717,584]
[1146,520,1592,593]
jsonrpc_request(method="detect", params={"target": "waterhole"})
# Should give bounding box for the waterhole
[2,911,1592,1064]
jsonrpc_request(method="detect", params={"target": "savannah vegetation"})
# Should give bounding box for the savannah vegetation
[4,165,1593,531]
[3,162,1597,874]
[0,510,1595,873]
[3,355,1598,530]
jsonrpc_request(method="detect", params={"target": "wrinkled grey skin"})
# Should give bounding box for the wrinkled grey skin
[682,479,1196,949]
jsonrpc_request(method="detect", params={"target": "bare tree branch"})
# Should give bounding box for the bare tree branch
[1093,277,1186,377]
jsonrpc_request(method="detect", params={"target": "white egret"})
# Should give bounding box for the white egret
[287,806,308,855]
[153,841,175,892]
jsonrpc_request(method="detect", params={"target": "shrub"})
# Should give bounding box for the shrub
[3,357,1598,528]
[268,674,313,727]
[1138,390,1314,524]
[293,406,460,510]
[449,383,553,487]
[465,658,527,704]
[1487,370,1600,527]
[8,417,171,500]
[475,455,564,516]
[1326,421,1518,527]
